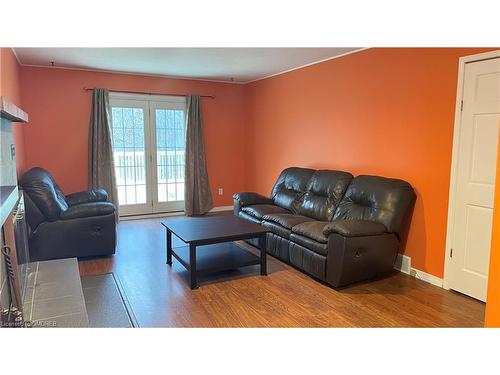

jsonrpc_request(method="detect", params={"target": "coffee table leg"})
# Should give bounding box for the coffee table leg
[259,234,267,276]
[166,228,172,265]
[189,243,198,289]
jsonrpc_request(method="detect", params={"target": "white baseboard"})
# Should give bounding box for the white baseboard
[394,254,444,288]
[120,211,183,221]
[394,254,411,274]
[209,205,233,212]
[409,268,444,288]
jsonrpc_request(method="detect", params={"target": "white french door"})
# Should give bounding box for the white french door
[109,93,187,216]
[150,100,186,213]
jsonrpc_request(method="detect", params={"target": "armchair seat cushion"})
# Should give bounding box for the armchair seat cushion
[241,204,289,220]
[291,221,330,243]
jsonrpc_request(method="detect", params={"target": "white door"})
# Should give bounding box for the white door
[150,98,187,213]
[448,57,500,301]
[110,98,152,216]
[109,94,187,216]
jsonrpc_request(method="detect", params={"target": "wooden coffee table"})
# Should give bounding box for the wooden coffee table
[161,215,269,289]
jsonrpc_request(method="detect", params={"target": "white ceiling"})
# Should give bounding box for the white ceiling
[13,48,363,83]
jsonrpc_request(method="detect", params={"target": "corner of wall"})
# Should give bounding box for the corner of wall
[0,47,26,177]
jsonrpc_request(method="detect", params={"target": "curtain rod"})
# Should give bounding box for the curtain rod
[83,87,215,99]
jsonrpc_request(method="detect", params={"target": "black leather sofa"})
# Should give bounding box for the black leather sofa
[234,167,416,287]
[19,167,117,261]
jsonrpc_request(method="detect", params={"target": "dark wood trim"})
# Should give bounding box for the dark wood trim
[0,97,28,123]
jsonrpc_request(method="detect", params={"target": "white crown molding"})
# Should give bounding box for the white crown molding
[17,63,246,85]
[244,48,369,84]
[10,47,22,65]
[14,48,369,85]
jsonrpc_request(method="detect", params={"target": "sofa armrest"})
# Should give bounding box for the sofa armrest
[233,192,273,215]
[66,188,109,206]
[323,220,388,237]
[60,202,115,220]
[325,232,399,287]
[233,192,273,206]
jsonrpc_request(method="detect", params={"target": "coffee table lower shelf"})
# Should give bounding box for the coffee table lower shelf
[170,242,264,288]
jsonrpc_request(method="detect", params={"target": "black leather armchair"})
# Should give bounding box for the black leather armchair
[19,167,117,261]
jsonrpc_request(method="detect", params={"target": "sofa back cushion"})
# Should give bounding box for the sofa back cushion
[271,167,315,212]
[297,170,353,221]
[20,167,69,222]
[333,175,416,240]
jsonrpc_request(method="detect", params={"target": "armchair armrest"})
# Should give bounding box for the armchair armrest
[323,220,388,238]
[233,192,273,207]
[65,188,109,206]
[60,202,115,220]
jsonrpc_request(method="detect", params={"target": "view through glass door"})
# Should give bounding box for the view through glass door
[110,93,187,216]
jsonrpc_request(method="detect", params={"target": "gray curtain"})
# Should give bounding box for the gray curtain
[184,95,214,216]
[88,88,119,217]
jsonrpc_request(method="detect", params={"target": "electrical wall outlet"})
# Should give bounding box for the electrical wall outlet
[218,188,223,196]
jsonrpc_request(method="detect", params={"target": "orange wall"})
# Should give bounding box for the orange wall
[19,67,247,206]
[0,48,25,175]
[485,125,500,327]
[245,48,494,278]
[16,48,499,281]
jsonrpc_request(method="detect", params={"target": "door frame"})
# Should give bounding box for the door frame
[109,92,187,216]
[443,49,500,290]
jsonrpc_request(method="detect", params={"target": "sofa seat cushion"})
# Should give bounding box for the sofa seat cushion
[262,221,292,239]
[290,232,328,256]
[262,213,315,229]
[291,221,330,243]
[241,204,289,220]
[238,211,262,224]
[289,241,326,280]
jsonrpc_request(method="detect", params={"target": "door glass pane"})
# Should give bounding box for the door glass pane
[111,107,147,205]
[155,109,186,202]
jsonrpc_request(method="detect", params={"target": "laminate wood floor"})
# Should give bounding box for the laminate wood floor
[78,214,485,327]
